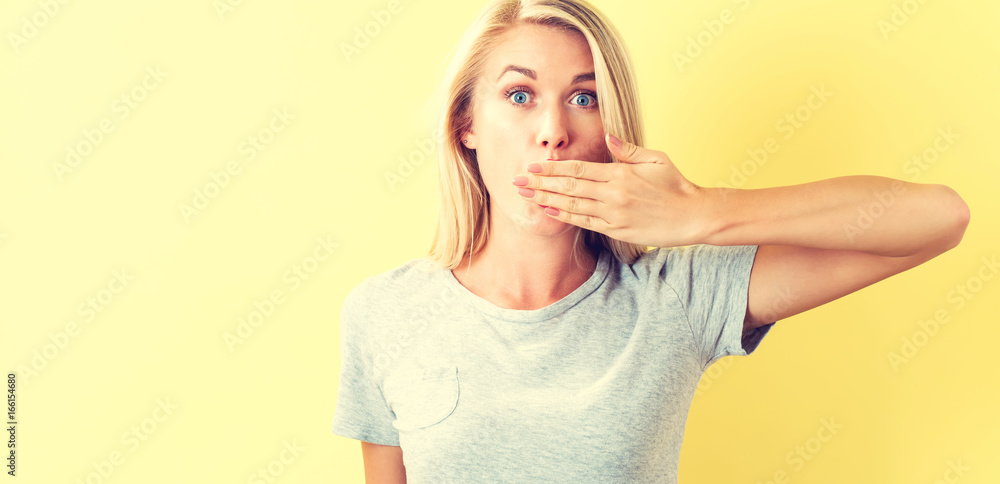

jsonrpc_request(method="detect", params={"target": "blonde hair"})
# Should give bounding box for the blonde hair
[426,0,648,270]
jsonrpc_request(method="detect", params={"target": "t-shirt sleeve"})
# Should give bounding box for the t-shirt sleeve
[660,244,774,370]
[331,284,400,446]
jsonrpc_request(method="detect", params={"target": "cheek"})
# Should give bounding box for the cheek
[579,123,610,161]
[475,107,525,192]
[478,105,523,149]
[481,160,516,206]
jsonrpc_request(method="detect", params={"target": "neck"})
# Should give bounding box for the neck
[453,209,597,310]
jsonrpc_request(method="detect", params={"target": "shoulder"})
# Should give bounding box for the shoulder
[637,244,756,266]
[343,256,439,311]
[340,256,447,339]
[617,245,758,286]
[338,257,452,367]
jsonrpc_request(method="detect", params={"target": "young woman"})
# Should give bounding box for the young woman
[333,1,969,482]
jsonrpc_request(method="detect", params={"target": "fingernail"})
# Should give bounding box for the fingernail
[517,187,535,198]
[527,163,542,173]
[512,176,529,186]
[607,133,622,148]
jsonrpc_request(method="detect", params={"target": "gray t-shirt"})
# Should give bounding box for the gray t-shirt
[332,244,774,483]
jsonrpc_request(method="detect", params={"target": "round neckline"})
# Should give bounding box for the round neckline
[442,250,611,323]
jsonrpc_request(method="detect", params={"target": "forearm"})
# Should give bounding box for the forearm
[699,176,970,257]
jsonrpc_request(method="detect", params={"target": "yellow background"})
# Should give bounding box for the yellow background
[2,0,998,482]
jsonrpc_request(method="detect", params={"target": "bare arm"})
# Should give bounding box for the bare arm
[696,177,970,328]
[702,176,967,257]
[514,138,970,330]
[361,441,406,484]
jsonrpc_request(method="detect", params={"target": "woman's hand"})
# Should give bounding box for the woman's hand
[512,133,709,248]
[511,133,969,327]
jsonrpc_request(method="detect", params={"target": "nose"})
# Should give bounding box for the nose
[535,102,568,152]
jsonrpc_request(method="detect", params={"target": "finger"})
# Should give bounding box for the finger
[540,203,610,233]
[520,187,606,221]
[527,159,613,181]
[606,133,662,164]
[518,173,604,200]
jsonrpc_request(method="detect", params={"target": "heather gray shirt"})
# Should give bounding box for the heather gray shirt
[332,244,774,483]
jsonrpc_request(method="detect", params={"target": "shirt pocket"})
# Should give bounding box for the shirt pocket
[383,364,460,431]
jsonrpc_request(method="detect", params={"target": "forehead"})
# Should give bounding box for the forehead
[485,23,594,80]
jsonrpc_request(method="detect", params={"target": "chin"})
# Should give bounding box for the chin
[504,200,574,233]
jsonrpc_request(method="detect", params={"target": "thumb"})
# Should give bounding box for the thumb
[606,133,654,164]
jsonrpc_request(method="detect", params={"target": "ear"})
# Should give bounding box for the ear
[461,129,478,150]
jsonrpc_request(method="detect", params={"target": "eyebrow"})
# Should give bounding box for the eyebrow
[496,64,595,84]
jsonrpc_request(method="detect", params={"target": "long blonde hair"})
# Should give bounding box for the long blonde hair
[426,0,648,270]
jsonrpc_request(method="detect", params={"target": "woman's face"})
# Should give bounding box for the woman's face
[463,23,609,234]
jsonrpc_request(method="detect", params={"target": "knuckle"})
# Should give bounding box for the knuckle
[562,176,577,193]
[571,160,585,178]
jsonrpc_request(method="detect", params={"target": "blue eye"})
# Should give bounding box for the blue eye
[503,87,598,109]
[573,93,596,107]
[507,89,530,105]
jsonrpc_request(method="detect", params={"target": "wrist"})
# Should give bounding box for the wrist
[696,187,738,246]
